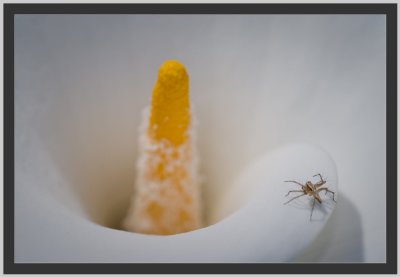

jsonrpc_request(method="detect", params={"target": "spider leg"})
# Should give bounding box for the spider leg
[310,198,316,221]
[317,188,336,202]
[313,174,326,188]
[313,173,324,182]
[284,180,304,187]
[285,190,303,197]
[284,193,306,205]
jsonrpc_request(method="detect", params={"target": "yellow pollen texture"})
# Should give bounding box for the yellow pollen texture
[149,61,190,146]
[124,60,202,235]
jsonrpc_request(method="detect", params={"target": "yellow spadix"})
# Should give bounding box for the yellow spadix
[123,60,202,235]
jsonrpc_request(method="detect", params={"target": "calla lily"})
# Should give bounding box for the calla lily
[15,14,383,263]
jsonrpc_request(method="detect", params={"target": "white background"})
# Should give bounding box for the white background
[14,13,386,263]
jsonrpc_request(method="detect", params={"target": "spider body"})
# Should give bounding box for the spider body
[284,174,336,220]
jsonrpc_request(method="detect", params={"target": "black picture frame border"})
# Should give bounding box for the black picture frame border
[4,3,397,274]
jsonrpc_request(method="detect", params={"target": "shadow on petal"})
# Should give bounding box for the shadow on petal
[293,193,364,262]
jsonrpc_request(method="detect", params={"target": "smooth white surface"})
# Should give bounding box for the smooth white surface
[16,141,337,262]
[15,15,386,262]
[211,144,337,224]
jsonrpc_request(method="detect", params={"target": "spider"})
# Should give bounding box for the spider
[284,173,336,220]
